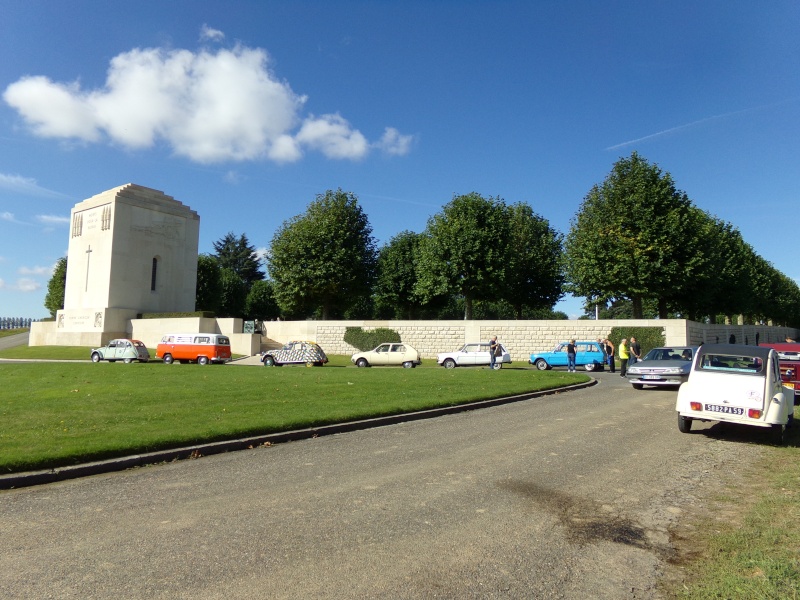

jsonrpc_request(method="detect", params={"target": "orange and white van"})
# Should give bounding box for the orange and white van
[156,333,232,365]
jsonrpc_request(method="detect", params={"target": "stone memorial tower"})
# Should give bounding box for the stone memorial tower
[46,184,200,345]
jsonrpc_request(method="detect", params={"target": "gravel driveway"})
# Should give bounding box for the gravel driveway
[0,370,761,599]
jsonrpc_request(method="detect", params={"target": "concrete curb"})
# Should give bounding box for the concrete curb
[0,379,598,490]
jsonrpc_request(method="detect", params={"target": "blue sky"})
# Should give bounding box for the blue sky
[1,1,798,320]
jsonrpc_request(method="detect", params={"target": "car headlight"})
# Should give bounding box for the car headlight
[628,367,642,374]
[663,367,684,374]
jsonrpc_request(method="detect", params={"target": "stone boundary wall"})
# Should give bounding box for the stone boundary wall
[263,319,800,362]
[30,316,799,361]
[258,319,800,362]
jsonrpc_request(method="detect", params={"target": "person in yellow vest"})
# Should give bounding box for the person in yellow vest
[618,338,629,377]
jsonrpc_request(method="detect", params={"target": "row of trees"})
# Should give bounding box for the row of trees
[44,153,800,326]
[197,189,566,322]
[566,152,800,324]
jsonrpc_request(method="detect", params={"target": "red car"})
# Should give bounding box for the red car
[760,343,800,405]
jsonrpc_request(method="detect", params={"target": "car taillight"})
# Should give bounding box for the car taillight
[748,409,762,419]
[690,402,702,411]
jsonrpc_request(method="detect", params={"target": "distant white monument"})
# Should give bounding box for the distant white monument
[33,184,200,346]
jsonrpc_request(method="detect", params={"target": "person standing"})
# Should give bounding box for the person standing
[604,338,615,373]
[618,338,629,377]
[489,335,499,370]
[630,337,642,365]
[567,339,577,372]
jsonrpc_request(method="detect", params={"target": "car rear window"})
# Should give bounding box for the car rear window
[699,353,764,374]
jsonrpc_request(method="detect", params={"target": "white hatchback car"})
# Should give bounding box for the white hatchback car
[351,343,421,368]
[676,344,794,444]
[437,342,511,369]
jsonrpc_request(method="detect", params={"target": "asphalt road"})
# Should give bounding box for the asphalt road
[0,369,762,599]
[0,331,28,351]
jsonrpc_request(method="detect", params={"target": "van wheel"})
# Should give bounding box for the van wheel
[163,354,174,364]
[678,415,693,433]
[198,356,209,366]
[263,356,275,367]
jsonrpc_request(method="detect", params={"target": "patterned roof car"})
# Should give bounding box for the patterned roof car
[262,341,328,367]
[91,339,150,364]
[529,341,605,372]
[351,342,422,368]
[437,342,511,369]
[626,346,698,389]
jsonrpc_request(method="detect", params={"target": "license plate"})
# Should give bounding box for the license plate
[705,404,744,415]
[642,375,662,380]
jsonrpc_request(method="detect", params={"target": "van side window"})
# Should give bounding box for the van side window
[195,336,210,344]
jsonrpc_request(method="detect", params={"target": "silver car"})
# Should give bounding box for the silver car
[626,346,698,389]
[91,339,150,364]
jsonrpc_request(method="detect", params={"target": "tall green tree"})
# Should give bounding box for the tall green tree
[195,254,222,313]
[503,203,564,319]
[218,268,247,318]
[268,189,377,319]
[565,152,699,318]
[374,231,423,319]
[245,280,280,321]
[415,192,509,320]
[44,257,67,317]
[212,232,265,288]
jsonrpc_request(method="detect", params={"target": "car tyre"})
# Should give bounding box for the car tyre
[356,358,369,368]
[632,383,644,390]
[263,355,275,367]
[163,354,174,364]
[124,358,133,364]
[534,358,548,371]
[91,353,101,363]
[678,414,693,433]
[403,361,413,369]
[772,423,786,446]
[443,358,456,369]
[198,356,209,366]
[584,362,596,372]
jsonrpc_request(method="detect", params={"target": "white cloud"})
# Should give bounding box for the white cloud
[1,212,14,222]
[200,24,225,43]
[14,278,40,292]
[36,214,70,225]
[3,34,412,165]
[0,278,4,289]
[0,173,72,198]
[296,114,369,160]
[19,265,51,276]
[254,246,269,264]
[376,127,414,156]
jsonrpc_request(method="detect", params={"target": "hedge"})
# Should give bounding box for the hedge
[344,327,402,351]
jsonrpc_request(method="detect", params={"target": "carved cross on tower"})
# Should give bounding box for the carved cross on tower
[85,245,92,292]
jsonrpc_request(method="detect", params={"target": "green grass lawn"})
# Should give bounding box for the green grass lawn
[0,360,586,473]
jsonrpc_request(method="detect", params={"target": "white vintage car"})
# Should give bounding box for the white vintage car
[437,342,511,370]
[675,344,794,444]
[351,342,421,368]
